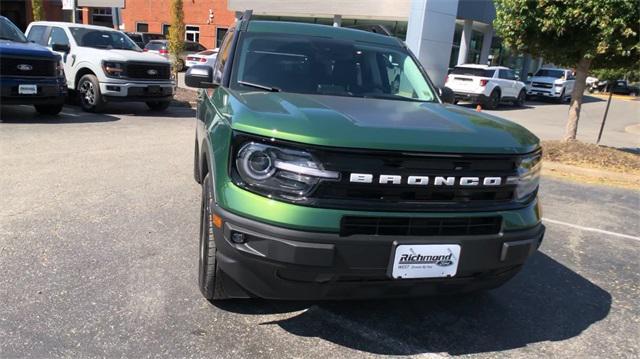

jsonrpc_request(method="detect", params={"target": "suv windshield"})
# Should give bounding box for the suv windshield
[145,41,165,50]
[70,27,140,51]
[230,33,436,102]
[535,69,564,78]
[0,17,27,43]
[451,67,494,78]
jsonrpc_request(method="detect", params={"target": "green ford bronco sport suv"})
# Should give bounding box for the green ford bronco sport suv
[186,12,544,301]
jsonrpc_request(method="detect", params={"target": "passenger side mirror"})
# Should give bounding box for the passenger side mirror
[515,74,520,81]
[185,65,218,89]
[528,72,533,77]
[52,43,70,53]
[438,86,455,104]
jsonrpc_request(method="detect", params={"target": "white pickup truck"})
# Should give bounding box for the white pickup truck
[526,68,575,103]
[26,22,174,112]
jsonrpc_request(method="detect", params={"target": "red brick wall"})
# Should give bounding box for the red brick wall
[120,0,236,49]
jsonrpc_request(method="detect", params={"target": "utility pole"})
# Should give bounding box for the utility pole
[596,89,614,144]
[71,0,77,23]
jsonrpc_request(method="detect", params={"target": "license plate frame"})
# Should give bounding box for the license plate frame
[18,84,38,95]
[388,242,461,279]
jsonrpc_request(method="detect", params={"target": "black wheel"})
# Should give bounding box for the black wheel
[485,90,500,110]
[146,100,171,111]
[514,89,526,107]
[34,103,64,115]
[193,139,201,183]
[77,74,104,112]
[198,173,228,301]
[630,91,637,97]
[554,89,565,104]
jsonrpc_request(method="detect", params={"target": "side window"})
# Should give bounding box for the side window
[27,25,47,45]
[506,70,517,80]
[498,69,508,79]
[198,44,206,52]
[213,28,234,84]
[567,72,576,80]
[48,27,69,47]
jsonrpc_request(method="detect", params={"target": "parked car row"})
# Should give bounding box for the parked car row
[1,17,175,115]
[445,64,579,109]
[144,40,207,71]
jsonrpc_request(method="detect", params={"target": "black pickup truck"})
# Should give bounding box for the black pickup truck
[0,16,67,115]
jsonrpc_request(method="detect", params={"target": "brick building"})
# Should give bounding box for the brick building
[120,0,236,49]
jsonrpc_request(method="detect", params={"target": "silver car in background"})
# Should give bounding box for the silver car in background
[144,40,206,71]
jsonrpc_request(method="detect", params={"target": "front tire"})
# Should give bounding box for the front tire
[555,89,565,104]
[77,74,104,112]
[34,103,63,115]
[198,173,228,301]
[146,100,171,111]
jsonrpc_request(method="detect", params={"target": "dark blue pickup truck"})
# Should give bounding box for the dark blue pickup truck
[0,16,67,115]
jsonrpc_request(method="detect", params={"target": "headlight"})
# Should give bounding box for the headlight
[233,141,339,200]
[507,151,541,201]
[554,83,563,87]
[56,60,65,77]
[102,61,125,78]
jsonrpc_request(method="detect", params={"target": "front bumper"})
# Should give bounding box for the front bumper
[526,87,562,97]
[0,77,67,105]
[212,205,545,300]
[99,80,174,101]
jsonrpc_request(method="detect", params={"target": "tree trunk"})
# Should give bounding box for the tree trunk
[563,56,592,141]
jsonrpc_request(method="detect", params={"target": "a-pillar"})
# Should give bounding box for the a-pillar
[479,25,493,65]
[456,19,472,65]
[405,0,459,87]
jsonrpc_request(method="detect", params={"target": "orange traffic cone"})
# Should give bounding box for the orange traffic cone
[476,104,482,112]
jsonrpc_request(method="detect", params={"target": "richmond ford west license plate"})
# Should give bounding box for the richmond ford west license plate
[391,244,461,279]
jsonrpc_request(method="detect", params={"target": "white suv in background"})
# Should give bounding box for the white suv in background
[526,68,575,103]
[445,64,527,109]
[26,22,174,112]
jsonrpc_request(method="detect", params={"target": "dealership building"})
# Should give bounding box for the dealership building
[227,0,542,85]
[1,0,541,84]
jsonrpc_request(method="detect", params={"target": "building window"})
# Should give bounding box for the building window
[186,25,200,42]
[91,8,113,28]
[466,30,484,64]
[216,27,228,48]
[136,22,148,32]
[162,24,171,36]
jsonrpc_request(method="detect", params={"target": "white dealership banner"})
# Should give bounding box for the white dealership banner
[61,0,74,10]
[77,0,125,7]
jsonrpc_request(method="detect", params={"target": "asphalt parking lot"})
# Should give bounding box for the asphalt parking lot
[1,103,638,358]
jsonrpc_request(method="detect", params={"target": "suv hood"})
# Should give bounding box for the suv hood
[93,49,169,63]
[228,91,539,154]
[0,40,59,59]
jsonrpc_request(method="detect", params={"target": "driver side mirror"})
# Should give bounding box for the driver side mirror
[438,86,455,104]
[52,43,70,53]
[185,65,218,89]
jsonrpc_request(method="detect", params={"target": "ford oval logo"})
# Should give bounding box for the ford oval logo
[147,69,158,75]
[17,64,33,71]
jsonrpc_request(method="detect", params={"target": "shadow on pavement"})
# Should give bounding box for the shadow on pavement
[0,105,120,124]
[215,252,611,356]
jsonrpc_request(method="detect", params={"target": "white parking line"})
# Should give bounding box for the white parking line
[543,218,640,241]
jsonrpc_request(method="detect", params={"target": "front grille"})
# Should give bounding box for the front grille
[125,62,170,80]
[340,216,502,237]
[532,82,553,89]
[0,56,56,77]
[232,133,532,212]
[311,149,520,211]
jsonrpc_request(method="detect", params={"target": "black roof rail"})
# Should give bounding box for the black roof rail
[239,10,253,31]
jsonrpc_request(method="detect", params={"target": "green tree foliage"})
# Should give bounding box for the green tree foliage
[168,0,185,73]
[494,0,639,141]
[31,0,44,21]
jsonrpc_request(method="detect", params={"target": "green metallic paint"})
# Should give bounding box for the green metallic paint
[215,180,541,233]
[198,21,542,234]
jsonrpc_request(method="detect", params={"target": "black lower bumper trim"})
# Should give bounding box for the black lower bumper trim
[212,205,545,300]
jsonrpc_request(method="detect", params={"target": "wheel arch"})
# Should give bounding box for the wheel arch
[74,67,97,89]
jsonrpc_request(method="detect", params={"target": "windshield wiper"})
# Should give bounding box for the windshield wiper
[237,80,280,92]
[362,93,430,103]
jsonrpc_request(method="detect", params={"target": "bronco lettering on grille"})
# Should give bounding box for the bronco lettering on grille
[349,173,502,186]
